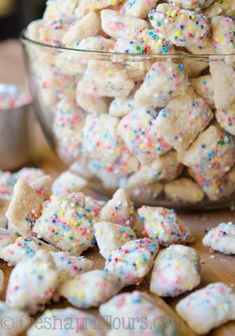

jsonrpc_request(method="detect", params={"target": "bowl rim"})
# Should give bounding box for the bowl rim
[20,30,235,60]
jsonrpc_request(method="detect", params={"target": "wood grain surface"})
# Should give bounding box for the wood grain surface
[1,40,235,336]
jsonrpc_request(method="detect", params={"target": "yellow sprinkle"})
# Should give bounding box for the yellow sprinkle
[155,40,162,48]
[59,211,65,217]
[77,291,85,299]
[188,25,196,32]
[136,259,143,266]
[174,31,181,38]
[175,261,180,269]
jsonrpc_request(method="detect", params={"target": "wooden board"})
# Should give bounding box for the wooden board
[1,39,235,335]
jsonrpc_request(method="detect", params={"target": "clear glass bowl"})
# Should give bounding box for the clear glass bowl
[21,32,235,210]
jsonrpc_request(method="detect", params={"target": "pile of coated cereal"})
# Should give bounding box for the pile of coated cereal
[24,0,235,205]
[0,166,235,335]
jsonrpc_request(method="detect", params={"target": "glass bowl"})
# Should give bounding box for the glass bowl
[21,32,235,210]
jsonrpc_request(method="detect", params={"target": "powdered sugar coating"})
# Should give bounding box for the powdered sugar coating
[155,89,213,152]
[105,238,158,286]
[135,61,189,108]
[100,291,177,336]
[176,282,235,334]
[150,245,201,297]
[100,189,134,227]
[149,4,210,49]
[180,126,235,180]
[51,251,93,281]
[203,222,235,255]
[138,206,194,246]
[6,251,59,314]
[118,106,171,165]
[94,221,136,259]
[33,193,95,255]
[59,270,122,308]
[101,9,149,40]
[216,103,235,136]
[0,236,56,266]
[27,307,103,336]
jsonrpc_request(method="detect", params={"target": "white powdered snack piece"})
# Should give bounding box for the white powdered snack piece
[30,175,53,201]
[169,0,215,9]
[138,206,194,246]
[0,236,56,266]
[62,12,101,47]
[6,179,43,235]
[180,126,235,180]
[121,0,158,19]
[33,193,95,255]
[164,177,205,203]
[100,189,134,227]
[52,171,87,195]
[59,270,122,308]
[176,282,235,334]
[6,251,59,314]
[216,103,235,136]
[75,0,123,17]
[0,301,31,336]
[135,61,189,108]
[150,245,201,297]
[204,0,235,18]
[43,0,79,22]
[51,251,93,281]
[109,96,137,118]
[53,98,85,163]
[27,307,103,336]
[75,36,114,52]
[114,29,174,55]
[104,238,159,286]
[100,291,177,336]
[211,16,235,55]
[117,106,171,165]
[76,90,110,115]
[203,222,235,255]
[94,221,136,259]
[127,151,182,189]
[101,9,149,40]
[0,228,17,250]
[77,61,135,98]
[155,89,213,152]
[210,61,235,109]
[191,75,215,108]
[149,4,210,49]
